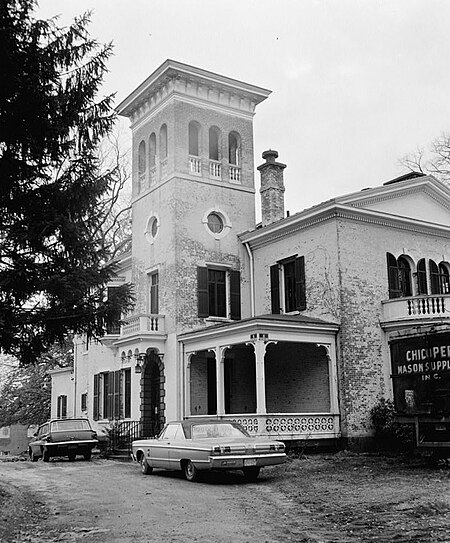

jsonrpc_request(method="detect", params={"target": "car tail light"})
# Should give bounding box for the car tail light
[212,446,221,455]
[277,444,285,451]
[92,432,97,439]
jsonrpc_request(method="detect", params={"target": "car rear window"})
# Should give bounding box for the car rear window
[51,420,91,432]
[191,423,249,439]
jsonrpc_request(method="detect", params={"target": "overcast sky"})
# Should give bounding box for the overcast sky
[36,0,450,218]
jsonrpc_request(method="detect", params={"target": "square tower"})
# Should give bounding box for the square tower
[117,60,271,334]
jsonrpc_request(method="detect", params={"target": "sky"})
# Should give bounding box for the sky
[36,0,450,218]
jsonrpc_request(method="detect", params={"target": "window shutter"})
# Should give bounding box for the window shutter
[295,256,306,311]
[124,369,131,419]
[114,370,121,419]
[387,253,400,298]
[270,264,281,314]
[61,396,67,418]
[197,267,209,317]
[93,374,99,421]
[230,270,241,320]
[429,260,440,294]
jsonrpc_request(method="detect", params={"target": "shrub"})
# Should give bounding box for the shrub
[370,398,414,451]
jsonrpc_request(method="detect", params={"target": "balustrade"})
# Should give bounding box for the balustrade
[209,160,221,178]
[189,156,201,175]
[229,165,241,182]
[121,314,165,336]
[382,294,450,323]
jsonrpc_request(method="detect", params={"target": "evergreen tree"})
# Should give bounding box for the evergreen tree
[0,0,134,363]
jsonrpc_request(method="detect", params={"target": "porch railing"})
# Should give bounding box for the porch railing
[109,420,143,454]
[186,413,340,441]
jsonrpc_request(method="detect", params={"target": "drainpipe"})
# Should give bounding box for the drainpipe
[244,241,255,318]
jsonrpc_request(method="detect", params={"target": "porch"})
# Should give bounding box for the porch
[180,314,340,442]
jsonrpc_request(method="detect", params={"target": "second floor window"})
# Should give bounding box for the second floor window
[148,272,159,314]
[197,267,241,320]
[270,256,306,314]
[387,253,412,299]
[57,395,67,419]
[430,260,450,294]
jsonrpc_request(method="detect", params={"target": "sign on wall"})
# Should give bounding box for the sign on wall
[390,331,450,415]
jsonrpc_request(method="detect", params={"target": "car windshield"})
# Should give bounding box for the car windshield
[191,423,249,440]
[50,420,91,432]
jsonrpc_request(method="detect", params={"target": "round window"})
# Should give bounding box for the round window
[151,217,158,238]
[207,213,224,234]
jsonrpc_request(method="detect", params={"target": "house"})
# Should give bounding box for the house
[51,60,450,448]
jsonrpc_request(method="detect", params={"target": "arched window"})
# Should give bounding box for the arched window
[417,259,428,295]
[138,140,146,174]
[431,260,450,294]
[209,127,220,160]
[228,132,240,165]
[387,253,412,299]
[149,133,156,167]
[138,140,146,193]
[159,124,168,160]
[188,121,200,156]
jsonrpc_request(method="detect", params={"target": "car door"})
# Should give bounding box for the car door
[31,423,49,455]
[151,424,180,469]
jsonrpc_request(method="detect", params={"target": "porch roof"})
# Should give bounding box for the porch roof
[179,313,339,348]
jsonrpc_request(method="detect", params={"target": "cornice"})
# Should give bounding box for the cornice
[117,60,271,124]
[241,204,450,250]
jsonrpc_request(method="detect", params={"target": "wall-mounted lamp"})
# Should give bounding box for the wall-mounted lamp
[134,352,146,373]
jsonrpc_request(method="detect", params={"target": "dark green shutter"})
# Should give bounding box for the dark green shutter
[230,270,241,320]
[295,256,306,311]
[197,267,209,317]
[93,374,99,421]
[270,264,280,314]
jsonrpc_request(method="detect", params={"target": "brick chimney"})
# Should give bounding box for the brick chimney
[258,149,286,227]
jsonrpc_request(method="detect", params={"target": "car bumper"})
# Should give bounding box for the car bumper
[46,440,98,454]
[208,453,286,470]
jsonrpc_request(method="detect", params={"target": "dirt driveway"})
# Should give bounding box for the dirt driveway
[0,457,300,543]
[1,452,450,543]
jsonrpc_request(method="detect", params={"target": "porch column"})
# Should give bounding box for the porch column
[184,352,195,417]
[318,343,339,413]
[215,346,227,416]
[247,337,267,415]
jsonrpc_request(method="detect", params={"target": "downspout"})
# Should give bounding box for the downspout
[244,241,255,317]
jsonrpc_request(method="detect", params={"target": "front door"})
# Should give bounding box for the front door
[142,353,163,437]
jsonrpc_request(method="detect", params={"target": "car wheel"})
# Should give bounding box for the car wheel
[68,453,76,462]
[183,460,198,482]
[243,466,260,482]
[83,451,92,461]
[140,455,153,475]
[29,448,39,462]
[42,449,50,463]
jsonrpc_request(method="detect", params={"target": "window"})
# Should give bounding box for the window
[106,286,122,334]
[188,121,200,156]
[387,253,412,299]
[430,260,450,294]
[228,132,240,165]
[149,133,156,167]
[209,127,220,160]
[81,393,87,412]
[57,395,67,419]
[270,256,306,314]
[197,267,241,320]
[148,271,159,314]
[160,124,168,160]
[93,368,132,421]
[138,140,146,193]
[417,259,428,295]
[207,213,223,234]
[145,215,159,244]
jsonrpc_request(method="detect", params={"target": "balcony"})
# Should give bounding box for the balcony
[121,314,165,336]
[381,294,450,329]
[209,160,221,179]
[187,413,340,442]
[189,156,201,175]
[229,165,241,183]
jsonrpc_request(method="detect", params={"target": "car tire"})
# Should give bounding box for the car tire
[243,466,260,482]
[183,460,198,482]
[83,451,92,461]
[140,455,153,475]
[29,449,39,462]
[68,453,76,462]
[42,449,50,463]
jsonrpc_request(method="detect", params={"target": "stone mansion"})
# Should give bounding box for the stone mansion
[51,60,450,448]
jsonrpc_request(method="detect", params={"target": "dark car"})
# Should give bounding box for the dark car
[132,418,286,482]
[29,418,98,462]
